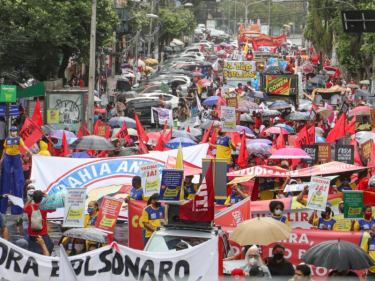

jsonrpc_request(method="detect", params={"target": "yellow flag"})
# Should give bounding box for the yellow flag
[176,145,184,200]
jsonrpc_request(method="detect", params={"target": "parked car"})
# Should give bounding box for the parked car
[125,97,160,125]
[140,93,179,109]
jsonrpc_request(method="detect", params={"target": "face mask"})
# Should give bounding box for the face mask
[274,209,282,216]
[87,207,94,214]
[274,253,284,260]
[248,258,258,266]
[365,212,372,219]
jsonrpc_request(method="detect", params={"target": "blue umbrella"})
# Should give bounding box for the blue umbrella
[166,137,196,149]
[236,125,255,137]
[275,123,295,134]
[108,117,136,128]
[202,96,219,106]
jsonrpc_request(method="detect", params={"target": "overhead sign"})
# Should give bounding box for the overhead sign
[0,85,17,102]
[223,61,257,81]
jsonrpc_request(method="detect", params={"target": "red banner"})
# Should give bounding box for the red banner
[95,197,122,233]
[252,34,287,48]
[214,197,251,229]
[128,200,147,249]
[19,117,43,149]
[227,165,289,177]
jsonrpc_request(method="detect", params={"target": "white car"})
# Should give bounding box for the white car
[140,92,179,109]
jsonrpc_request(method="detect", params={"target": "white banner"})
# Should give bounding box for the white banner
[223,60,257,81]
[0,237,218,281]
[63,189,86,228]
[140,163,161,197]
[220,106,236,132]
[31,144,208,220]
[306,176,330,211]
[151,107,172,125]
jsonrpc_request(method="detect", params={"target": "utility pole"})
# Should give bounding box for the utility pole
[234,0,237,34]
[268,0,271,35]
[87,0,97,133]
[112,31,116,76]
[147,0,154,58]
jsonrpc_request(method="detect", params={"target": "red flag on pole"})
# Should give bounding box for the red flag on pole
[134,113,149,143]
[237,130,249,168]
[295,125,308,148]
[346,116,356,135]
[163,127,172,144]
[274,132,286,149]
[350,139,363,166]
[19,117,44,149]
[116,121,131,144]
[61,131,70,156]
[307,125,315,144]
[326,113,346,143]
[186,126,190,133]
[31,98,43,126]
[154,133,165,151]
[179,160,215,221]
[47,135,55,156]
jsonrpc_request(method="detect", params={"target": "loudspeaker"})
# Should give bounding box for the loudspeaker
[342,10,375,33]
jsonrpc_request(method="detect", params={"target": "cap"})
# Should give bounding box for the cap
[10,126,17,131]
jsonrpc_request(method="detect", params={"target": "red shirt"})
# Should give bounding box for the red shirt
[357,178,369,191]
[24,203,51,236]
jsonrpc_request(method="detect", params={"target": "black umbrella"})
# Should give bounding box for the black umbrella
[71,136,116,151]
[302,240,374,271]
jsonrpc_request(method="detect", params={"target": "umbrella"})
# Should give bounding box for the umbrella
[202,96,220,106]
[229,217,292,246]
[108,117,136,128]
[236,125,255,137]
[39,190,67,210]
[315,136,326,143]
[238,100,259,112]
[298,99,313,111]
[316,108,332,120]
[355,131,375,145]
[111,128,137,138]
[349,105,371,116]
[286,111,312,121]
[315,127,324,137]
[172,130,197,141]
[71,135,116,151]
[192,71,203,77]
[254,91,267,100]
[259,109,281,117]
[187,127,202,138]
[200,120,221,130]
[246,142,271,155]
[63,228,108,244]
[302,240,374,271]
[240,113,254,122]
[50,130,77,139]
[274,124,295,134]
[269,147,311,159]
[166,137,196,149]
[264,126,289,135]
[247,138,272,145]
[269,101,292,110]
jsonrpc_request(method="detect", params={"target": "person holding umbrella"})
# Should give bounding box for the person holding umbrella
[243,245,271,278]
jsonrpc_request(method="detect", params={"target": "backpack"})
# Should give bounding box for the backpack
[30,205,43,231]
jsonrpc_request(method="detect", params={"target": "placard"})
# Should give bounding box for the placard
[47,109,60,124]
[355,114,371,132]
[370,108,375,129]
[316,143,331,164]
[151,107,172,125]
[343,191,363,219]
[63,189,86,227]
[221,106,236,132]
[223,61,257,81]
[360,139,373,166]
[140,163,161,197]
[0,85,17,102]
[335,144,354,164]
[160,169,184,201]
[306,176,330,211]
[95,197,123,232]
[302,144,318,164]
[226,97,238,108]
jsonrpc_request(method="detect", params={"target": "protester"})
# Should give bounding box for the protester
[184,175,198,200]
[140,193,165,245]
[309,206,336,230]
[23,190,54,255]
[214,129,235,165]
[361,224,375,277]
[129,175,144,200]
[353,206,375,231]
[266,244,295,278]
[37,140,51,156]
[0,213,9,240]
[269,201,289,224]
[289,264,312,281]
[84,201,99,227]
[225,184,248,205]
[243,245,271,277]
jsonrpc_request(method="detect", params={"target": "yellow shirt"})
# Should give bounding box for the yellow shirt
[140,205,165,238]
[4,137,25,155]
[360,232,375,273]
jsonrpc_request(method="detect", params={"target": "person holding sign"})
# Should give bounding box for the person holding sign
[0,126,32,215]
[353,206,375,231]
[140,193,165,245]
[309,206,336,230]
[224,184,248,206]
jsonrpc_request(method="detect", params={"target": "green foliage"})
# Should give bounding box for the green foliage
[0,0,118,81]
[159,8,195,43]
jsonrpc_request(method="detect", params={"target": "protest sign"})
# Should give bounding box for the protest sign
[301,144,318,164]
[343,191,363,219]
[160,169,184,201]
[223,60,257,81]
[140,163,160,197]
[335,144,354,164]
[0,236,218,281]
[151,107,172,125]
[355,114,372,132]
[63,189,86,227]
[360,139,373,165]
[221,106,236,132]
[306,176,330,211]
[226,97,238,108]
[316,143,331,163]
[19,117,44,149]
[95,197,122,232]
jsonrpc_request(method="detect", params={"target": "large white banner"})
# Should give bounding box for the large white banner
[31,144,208,219]
[0,237,218,281]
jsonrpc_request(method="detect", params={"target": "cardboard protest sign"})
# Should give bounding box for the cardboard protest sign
[316,143,331,163]
[335,144,354,164]
[63,189,86,227]
[306,176,330,211]
[221,106,236,132]
[140,163,160,197]
[160,169,184,201]
[343,191,363,219]
[95,197,122,232]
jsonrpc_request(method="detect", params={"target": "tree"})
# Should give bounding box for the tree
[0,0,118,81]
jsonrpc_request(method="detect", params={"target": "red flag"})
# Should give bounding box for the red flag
[134,113,149,143]
[201,124,213,143]
[61,131,70,156]
[346,116,356,135]
[326,113,346,143]
[179,160,214,221]
[77,124,90,138]
[251,39,258,51]
[154,133,165,151]
[210,128,217,145]
[274,133,286,149]
[307,126,315,144]
[137,138,149,154]
[295,125,308,148]
[47,135,55,156]
[237,131,249,168]
[93,120,111,138]
[116,121,131,144]
[350,139,363,166]
[19,117,44,149]
[31,98,43,126]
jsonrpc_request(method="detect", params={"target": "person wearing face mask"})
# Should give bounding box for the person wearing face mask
[289,264,311,281]
[269,201,289,224]
[361,224,375,277]
[266,244,295,279]
[140,193,165,246]
[309,206,336,230]
[84,201,99,227]
[0,126,32,215]
[243,245,271,278]
[354,206,375,231]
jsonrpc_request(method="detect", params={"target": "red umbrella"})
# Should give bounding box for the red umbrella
[264,127,289,135]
